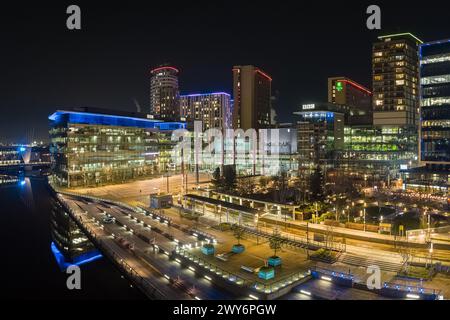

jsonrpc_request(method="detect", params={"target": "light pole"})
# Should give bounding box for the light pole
[315,202,318,224]
[363,201,367,232]
[255,214,259,245]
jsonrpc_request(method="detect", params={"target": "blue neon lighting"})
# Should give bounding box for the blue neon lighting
[19,147,26,152]
[19,180,26,186]
[181,92,231,97]
[421,38,450,47]
[51,242,103,271]
[48,111,186,131]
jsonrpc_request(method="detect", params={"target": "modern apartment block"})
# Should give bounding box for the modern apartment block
[232,65,272,130]
[372,33,422,126]
[353,33,423,185]
[150,66,180,120]
[49,107,185,188]
[328,77,373,125]
[180,92,232,130]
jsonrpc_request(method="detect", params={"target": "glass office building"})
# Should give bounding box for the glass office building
[402,39,450,195]
[294,103,345,174]
[338,126,417,186]
[420,39,450,166]
[49,107,186,188]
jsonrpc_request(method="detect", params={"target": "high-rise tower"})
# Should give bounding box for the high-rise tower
[150,66,180,119]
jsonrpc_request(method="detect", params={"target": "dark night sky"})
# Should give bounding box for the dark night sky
[1,1,450,143]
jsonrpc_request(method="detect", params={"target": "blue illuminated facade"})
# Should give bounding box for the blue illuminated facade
[49,108,186,187]
[402,40,450,194]
[420,39,450,167]
[294,103,345,177]
[48,110,186,131]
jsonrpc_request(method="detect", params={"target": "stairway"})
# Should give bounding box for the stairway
[339,254,403,273]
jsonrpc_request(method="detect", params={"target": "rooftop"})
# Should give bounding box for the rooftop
[48,107,186,130]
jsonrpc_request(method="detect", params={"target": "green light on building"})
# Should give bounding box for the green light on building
[336,81,343,92]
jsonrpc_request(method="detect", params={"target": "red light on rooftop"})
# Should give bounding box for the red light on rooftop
[339,79,372,95]
[255,69,272,81]
[151,66,179,74]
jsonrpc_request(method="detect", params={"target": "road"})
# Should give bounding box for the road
[61,193,237,300]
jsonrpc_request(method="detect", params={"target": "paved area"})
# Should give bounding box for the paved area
[285,279,389,300]
[64,173,210,204]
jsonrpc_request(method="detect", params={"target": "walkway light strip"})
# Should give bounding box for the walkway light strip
[194,296,201,300]
[164,274,170,280]
[321,276,332,282]
[188,266,196,272]
[204,275,212,281]
[249,294,259,300]
[175,258,181,263]
[406,294,420,299]
[300,290,311,296]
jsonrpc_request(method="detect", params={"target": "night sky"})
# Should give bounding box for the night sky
[1,1,450,143]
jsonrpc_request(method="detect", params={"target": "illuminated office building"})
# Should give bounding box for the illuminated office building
[180,92,232,130]
[0,146,22,166]
[338,126,417,186]
[294,103,345,175]
[232,65,272,130]
[348,33,423,184]
[372,33,422,126]
[49,107,186,188]
[403,39,450,194]
[328,77,372,125]
[150,66,180,119]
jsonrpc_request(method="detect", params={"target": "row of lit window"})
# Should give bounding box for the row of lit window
[421,74,450,85]
[422,120,450,128]
[421,97,450,107]
[421,53,450,65]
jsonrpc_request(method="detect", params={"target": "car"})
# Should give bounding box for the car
[102,217,115,224]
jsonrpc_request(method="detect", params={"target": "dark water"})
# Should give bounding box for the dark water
[0,177,146,300]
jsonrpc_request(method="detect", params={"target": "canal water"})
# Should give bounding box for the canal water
[0,176,146,299]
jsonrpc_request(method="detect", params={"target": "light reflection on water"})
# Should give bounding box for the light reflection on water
[0,175,146,299]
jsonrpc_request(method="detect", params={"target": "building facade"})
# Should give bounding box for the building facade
[294,103,345,175]
[361,33,422,184]
[49,107,185,188]
[420,39,450,167]
[180,92,232,130]
[403,39,450,194]
[339,125,417,186]
[328,77,373,125]
[232,65,272,130]
[372,33,422,127]
[150,66,180,119]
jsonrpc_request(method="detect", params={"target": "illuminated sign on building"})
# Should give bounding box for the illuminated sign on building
[302,104,316,110]
[336,81,344,92]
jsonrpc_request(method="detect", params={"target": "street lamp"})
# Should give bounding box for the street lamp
[254,214,260,245]
[363,201,367,232]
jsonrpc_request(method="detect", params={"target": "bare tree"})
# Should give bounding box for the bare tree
[269,228,283,257]
[236,176,256,196]
[273,171,288,204]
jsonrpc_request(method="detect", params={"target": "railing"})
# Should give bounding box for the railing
[240,225,346,252]
[253,270,310,294]
[382,281,441,296]
[175,247,247,286]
